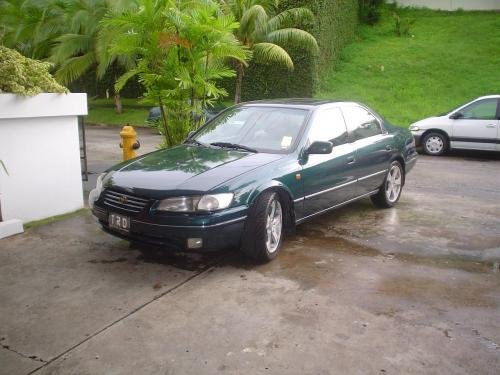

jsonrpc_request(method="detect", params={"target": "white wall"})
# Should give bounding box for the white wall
[390,0,500,10]
[0,93,87,223]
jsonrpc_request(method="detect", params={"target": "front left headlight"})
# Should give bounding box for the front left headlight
[409,125,420,131]
[88,173,105,209]
[157,193,233,212]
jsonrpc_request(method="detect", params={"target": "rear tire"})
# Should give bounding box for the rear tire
[422,132,448,156]
[241,191,284,262]
[371,161,404,208]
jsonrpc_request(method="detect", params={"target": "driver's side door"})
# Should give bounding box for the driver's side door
[451,98,499,151]
[299,107,357,219]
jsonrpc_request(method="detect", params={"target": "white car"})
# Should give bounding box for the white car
[410,95,500,155]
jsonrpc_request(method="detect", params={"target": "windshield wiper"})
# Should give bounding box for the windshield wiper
[183,138,207,147]
[210,142,258,153]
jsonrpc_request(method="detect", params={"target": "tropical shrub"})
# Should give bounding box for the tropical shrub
[359,0,384,25]
[101,0,249,147]
[0,46,67,95]
[393,11,416,37]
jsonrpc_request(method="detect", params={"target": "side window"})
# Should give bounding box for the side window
[308,108,348,146]
[342,106,382,141]
[460,99,497,120]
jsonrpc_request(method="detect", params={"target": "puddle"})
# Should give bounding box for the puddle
[132,243,227,272]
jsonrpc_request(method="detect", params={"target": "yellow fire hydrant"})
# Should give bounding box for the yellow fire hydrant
[119,125,140,161]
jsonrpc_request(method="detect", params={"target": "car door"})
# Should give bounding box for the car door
[451,98,499,151]
[341,105,392,196]
[299,107,357,219]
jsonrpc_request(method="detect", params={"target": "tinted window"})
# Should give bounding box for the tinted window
[342,106,382,141]
[460,99,497,120]
[308,108,348,146]
[194,106,307,153]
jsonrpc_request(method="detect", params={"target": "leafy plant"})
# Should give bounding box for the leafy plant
[101,0,249,147]
[0,46,67,95]
[359,0,384,25]
[220,0,318,103]
[393,11,415,37]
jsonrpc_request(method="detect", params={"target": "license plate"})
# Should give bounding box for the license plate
[109,213,130,233]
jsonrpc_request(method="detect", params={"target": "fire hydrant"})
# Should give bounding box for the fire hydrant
[119,125,140,161]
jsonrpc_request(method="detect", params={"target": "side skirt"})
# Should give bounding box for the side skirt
[295,189,379,225]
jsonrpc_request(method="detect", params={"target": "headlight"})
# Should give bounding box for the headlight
[157,193,233,212]
[88,173,105,209]
[409,125,420,131]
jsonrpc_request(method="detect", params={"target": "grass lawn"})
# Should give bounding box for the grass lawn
[86,98,235,127]
[86,98,150,127]
[317,6,500,127]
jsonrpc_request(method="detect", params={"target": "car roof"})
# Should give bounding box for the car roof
[475,95,500,100]
[240,98,361,110]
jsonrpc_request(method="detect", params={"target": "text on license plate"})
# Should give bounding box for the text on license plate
[109,213,130,232]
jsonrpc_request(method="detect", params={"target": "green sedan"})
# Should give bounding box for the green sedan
[89,99,418,262]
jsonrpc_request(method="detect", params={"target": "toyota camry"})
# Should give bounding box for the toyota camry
[89,99,417,261]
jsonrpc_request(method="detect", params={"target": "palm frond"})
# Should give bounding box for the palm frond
[115,67,140,92]
[239,4,267,41]
[54,52,95,84]
[252,42,293,69]
[266,28,318,53]
[266,7,314,33]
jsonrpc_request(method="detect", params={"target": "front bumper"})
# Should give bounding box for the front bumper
[411,131,424,147]
[92,204,247,252]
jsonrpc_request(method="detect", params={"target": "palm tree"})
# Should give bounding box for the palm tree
[101,0,249,146]
[49,0,138,112]
[0,0,67,60]
[220,0,319,103]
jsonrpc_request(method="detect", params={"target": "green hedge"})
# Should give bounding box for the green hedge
[231,0,359,101]
[71,1,358,101]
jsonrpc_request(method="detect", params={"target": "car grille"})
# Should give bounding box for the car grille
[102,190,149,214]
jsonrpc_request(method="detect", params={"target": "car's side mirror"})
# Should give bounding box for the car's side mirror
[306,141,333,155]
[450,112,463,120]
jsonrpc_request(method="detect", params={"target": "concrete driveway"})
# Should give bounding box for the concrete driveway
[1,126,499,374]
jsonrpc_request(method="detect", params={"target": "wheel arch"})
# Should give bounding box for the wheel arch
[247,181,296,232]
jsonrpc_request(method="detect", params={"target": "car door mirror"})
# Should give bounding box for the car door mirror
[449,112,463,120]
[306,141,333,155]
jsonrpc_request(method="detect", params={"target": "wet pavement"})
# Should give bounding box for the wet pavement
[0,126,499,374]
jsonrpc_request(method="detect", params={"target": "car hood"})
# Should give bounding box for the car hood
[411,116,443,128]
[104,145,283,198]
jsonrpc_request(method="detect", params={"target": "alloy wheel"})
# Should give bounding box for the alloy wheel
[265,197,283,253]
[385,165,402,203]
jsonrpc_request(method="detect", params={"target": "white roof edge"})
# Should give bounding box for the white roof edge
[0,93,88,120]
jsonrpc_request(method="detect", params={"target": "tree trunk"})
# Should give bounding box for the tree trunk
[114,92,123,114]
[158,97,173,146]
[234,61,244,104]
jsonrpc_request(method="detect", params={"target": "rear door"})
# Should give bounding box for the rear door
[451,98,499,151]
[299,107,356,218]
[341,105,393,196]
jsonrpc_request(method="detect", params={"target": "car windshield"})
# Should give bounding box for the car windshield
[192,106,308,153]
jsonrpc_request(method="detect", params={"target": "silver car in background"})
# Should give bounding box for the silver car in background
[410,95,500,155]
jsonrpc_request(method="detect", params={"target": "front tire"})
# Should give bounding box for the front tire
[371,161,404,208]
[422,132,448,156]
[241,191,284,262]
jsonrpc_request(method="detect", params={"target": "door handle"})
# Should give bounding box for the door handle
[486,124,496,128]
[385,145,392,151]
[346,155,355,164]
